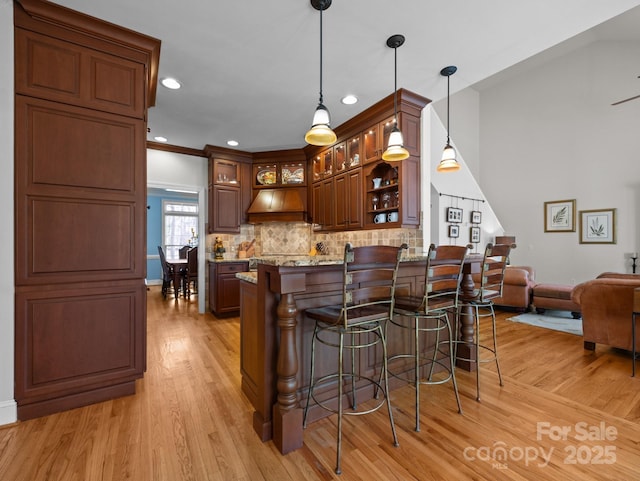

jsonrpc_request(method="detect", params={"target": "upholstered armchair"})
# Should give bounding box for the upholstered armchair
[473,265,535,311]
[571,272,640,351]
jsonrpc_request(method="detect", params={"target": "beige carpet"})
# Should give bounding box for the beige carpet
[507,309,583,336]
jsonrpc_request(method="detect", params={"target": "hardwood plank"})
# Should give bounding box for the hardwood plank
[1,290,640,480]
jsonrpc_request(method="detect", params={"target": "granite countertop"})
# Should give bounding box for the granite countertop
[254,253,429,267]
[207,256,253,263]
[236,271,257,284]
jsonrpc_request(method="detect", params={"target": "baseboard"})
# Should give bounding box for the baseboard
[0,398,18,426]
[147,279,162,286]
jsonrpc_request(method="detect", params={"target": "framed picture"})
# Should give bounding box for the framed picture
[544,199,576,232]
[447,207,463,223]
[448,224,459,238]
[579,208,616,244]
[471,210,482,224]
[470,226,481,243]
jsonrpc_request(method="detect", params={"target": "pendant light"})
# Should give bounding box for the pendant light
[437,65,461,172]
[305,0,337,146]
[382,34,410,162]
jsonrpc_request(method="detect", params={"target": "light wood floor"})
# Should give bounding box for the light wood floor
[2,287,640,480]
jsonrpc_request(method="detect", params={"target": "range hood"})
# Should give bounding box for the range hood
[247,187,307,223]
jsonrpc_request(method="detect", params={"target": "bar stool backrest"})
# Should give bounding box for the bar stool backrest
[478,243,515,302]
[421,243,470,313]
[340,243,406,328]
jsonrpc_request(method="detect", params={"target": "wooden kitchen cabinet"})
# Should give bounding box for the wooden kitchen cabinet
[334,168,363,229]
[209,261,249,317]
[362,115,396,164]
[305,89,428,232]
[13,0,159,420]
[204,150,252,233]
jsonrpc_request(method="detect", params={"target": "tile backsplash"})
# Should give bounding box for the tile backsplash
[207,223,423,259]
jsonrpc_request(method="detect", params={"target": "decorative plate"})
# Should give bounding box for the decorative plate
[283,168,304,184]
[257,170,276,185]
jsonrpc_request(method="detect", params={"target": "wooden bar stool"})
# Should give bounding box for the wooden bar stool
[302,243,406,475]
[455,242,514,401]
[389,243,469,431]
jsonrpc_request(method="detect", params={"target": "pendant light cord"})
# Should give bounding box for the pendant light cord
[318,5,324,104]
[393,45,398,123]
[446,74,451,144]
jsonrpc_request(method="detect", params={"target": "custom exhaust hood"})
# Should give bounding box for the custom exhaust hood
[246,187,307,223]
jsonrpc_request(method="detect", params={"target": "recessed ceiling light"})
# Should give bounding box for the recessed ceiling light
[227,140,239,147]
[154,136,168,142]
[160,77,181,90]
[341,95,358,105]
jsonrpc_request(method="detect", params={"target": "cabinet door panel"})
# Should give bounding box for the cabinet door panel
[347,169,363,228]
[15,283,146,407]
[401,157,420,225]
[212,186,241,233]
[16,29,145,118]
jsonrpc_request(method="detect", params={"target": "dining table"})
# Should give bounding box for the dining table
[165,258,187,299]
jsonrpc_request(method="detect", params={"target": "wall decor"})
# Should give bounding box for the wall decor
[470,226,481,243]
[447,207,463,223]
[544,199,576,232]
[448,224,459,238]
[471,210,482,224]
[579,208,616,244]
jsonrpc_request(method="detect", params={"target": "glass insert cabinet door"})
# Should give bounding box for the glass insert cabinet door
[213,159,239,185]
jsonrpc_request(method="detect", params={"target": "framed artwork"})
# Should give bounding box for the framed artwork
[448,224,459,238]
[544,199,576,232]
[447,207,463,223]
[470,226,481,243]
[579,208,616,244]
[471,210,482,224]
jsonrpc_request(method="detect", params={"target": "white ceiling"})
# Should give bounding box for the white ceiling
[51,0,640,153]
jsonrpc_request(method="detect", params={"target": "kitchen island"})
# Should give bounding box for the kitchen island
[238,253,483,454]
[238,255,430,454]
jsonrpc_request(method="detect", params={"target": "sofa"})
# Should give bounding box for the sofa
[571,272,640,351]
[473,265,535,311]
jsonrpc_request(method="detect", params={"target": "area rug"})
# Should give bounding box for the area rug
[507,310,583,336]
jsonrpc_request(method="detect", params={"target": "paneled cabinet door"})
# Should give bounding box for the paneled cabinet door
[334,168,363,230]
[211,185,241,233]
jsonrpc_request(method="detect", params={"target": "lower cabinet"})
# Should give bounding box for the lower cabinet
[208,261,249,317]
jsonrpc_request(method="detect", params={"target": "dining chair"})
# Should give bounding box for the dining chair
[302,243,406,475]
[179,245,191,259]
[389,243,469,431]
[157,245,174,299]
[185,246,198,297]
[455,242,514,401]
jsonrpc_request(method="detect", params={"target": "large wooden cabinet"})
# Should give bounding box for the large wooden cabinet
[209,261,249,317]
[13,0,160,420]
[307,89,429,231]
[205,146,252,233]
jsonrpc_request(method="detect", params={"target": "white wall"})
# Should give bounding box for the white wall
[147,149,208,313]
[477,39,640,284]
[0,0,17,425]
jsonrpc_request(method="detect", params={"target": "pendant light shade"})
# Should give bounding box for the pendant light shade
[305,0,336,146]
[382,34,409,162]
[437,65,460,172]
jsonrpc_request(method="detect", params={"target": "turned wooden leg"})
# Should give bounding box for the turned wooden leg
[272,293,303,454]
[456,271,478,371]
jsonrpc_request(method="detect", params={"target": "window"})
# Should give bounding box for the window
[163,200,198,259]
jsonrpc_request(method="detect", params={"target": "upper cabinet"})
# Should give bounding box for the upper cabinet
[306,89,430,231]
[253,160,306,188]
[363,116,396,164]
[204,147,253,234]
